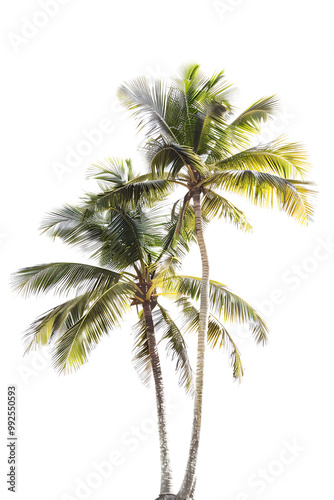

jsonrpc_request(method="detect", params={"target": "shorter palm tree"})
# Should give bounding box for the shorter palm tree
[12,190,190,498]
[12,159,269,500]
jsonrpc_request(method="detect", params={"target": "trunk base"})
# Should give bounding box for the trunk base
[155,495,177,500]
[155,496,193,500]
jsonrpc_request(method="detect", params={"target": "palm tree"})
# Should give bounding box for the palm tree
[12,180,187,498]
[12,158,269,500]
[86,66,315,499]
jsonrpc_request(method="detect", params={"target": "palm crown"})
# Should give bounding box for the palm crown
[88,64,314,233]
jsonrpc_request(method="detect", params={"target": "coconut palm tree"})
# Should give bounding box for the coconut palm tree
[86,66,315,499]
[12,159,269,500]
[11,188,185,498]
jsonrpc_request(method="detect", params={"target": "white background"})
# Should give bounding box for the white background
[1,1,334,499]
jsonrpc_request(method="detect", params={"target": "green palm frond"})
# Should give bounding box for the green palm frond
[86,157,136,187]
[173,64,235,152]
[40,203,164,270]
[207,313,244,381]
[11,262,121,298]
[97,207,159,269]
[132,310,152,387]
[201,191,252,232]
[175,297,243,381]
[213,138,310,179]
[118,77,179,142]
[146,138,208,178]
[228,95,279,135]
[161,198,195,253]
[23,294,90,353]
[165,276,268,345]
[202,170,315,225]
[51,282,133,374]
[155,304,193,394]
[85,172,174,211]
[174,64,234,111]
[40,204,106,255]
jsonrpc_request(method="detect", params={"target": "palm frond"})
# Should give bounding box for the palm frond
[95,207,150,269]
[201,191,252,232]
[11,262,121,298]
[118,77,179,142]
[41,202,163,270]
[175,297,243,381]
[146,137,208,178]
[207,313,244,381]
[202,170,315,225]
[228,95,279,135]
[51,282,133,373]
[213,137,310,179]
[85,172,174,211]
[40,204,106,257]
[155,304,193,394]
[132,310,152,387]
[174,64,234,111]
[165,276,269,345]
[86,157,136,187]
[23,294,90,353]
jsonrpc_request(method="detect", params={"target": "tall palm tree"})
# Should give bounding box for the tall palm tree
[12,159,269,500]
[87,66,315,499]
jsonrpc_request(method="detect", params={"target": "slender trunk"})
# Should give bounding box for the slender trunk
[143,301,173,496]
[177,190,210,500]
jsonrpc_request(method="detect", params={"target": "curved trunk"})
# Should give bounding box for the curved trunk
[143,301,173,496]
[177,190,210,500]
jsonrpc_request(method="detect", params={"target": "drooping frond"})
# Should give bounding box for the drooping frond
[40,204,106,257]
[146,138,208,178]
[165,276,269,345]
[155,303,193,394]
[85,172,174,211]
[201,190,252,232]
[213,138,310,179]
[132,310,152,387]
[175,297,243,381]
[23,294,90,353]
[207,313,244,381]
[202,170,315,225]
[159,197,196,267]
[51,282,133,374]
[11,262,121,298]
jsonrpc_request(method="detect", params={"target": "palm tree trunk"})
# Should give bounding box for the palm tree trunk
[143,300,174,497]
[177,190,209,500]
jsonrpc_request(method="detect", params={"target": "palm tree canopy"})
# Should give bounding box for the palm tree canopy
[111,64,315,229]
[12,159,266,383]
